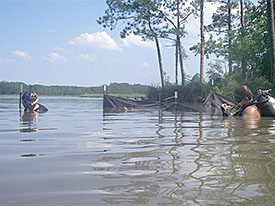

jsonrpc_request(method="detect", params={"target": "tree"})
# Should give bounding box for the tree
[230,0,252,80]
[190,0,231,83]
[267,0,275,82]
[98,0,166,88]
[206,0,239,75]
[240,0,246,79]
[238,0,275,81]
[206,60,225,84]
[157,0,194,86]
[173,0,191,86]
[190,0,206,83]
[200,0,205,83]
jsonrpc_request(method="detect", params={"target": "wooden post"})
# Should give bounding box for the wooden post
[175,90,178,111]
[19,84,23,111]
[175,91,178,102]
[158,88,162,105]
[103,84,107,110]
[103,84,107,94]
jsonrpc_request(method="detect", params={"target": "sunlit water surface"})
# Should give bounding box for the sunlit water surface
[0,96,275,205]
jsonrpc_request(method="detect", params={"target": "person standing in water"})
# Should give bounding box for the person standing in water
[233,85,261,120]
[22,91,40,112]
[222,85,261,120]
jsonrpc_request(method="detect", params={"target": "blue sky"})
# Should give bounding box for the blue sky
[0,0,254,87]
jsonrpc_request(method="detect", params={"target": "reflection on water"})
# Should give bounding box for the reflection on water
[96,110,275,205]
[0,96,275,205]
[21,153,43,157]
[20,111,39,133]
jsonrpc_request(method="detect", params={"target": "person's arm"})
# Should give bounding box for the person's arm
[32,104,39,112]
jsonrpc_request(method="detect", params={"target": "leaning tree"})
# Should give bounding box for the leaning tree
[98,0,168,88]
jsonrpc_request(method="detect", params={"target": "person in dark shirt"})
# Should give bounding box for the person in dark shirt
[223,85,261,120]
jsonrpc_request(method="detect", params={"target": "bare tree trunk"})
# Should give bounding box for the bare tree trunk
[175,0,180,86]
[228,0,233,76]
[175,41,178,86]
[149,20,165,88]
[200,0,205,83]
[154,36,165,88]
[240,0,247,80]
[178,39,185,86]
[267,0,275,83]
[174,0,185,86]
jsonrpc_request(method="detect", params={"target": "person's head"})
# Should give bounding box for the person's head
[234,85,253,105]
[22,91,38,108]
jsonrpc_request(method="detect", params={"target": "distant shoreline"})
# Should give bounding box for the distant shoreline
[79,93,146,98]
[0,81,150,97]
[0,93,147,98]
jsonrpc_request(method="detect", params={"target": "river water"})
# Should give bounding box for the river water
[0,95,275,205]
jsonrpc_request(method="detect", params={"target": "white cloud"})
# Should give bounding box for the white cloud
[0,57,15,63]
[74,54,97,62]
[54,47,67,52]
[43,52,67,63]
[13,50,31,61]
[141,62,151,68]
[69,32,122,51]
[122,33,156,49]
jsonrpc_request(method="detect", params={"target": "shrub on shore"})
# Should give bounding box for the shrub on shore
[147,82,210,103]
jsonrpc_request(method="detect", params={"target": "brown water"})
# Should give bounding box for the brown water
[0,96,275,205]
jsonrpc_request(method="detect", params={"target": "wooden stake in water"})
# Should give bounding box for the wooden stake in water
[103,84,107,94]
[175,91,178,102]
[19,84,23,111]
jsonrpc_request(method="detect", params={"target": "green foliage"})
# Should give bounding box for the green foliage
[206,0,239,34]
[148,77,211,103]
[105,83,149,94]
[210,74,273,98]
[0,81,150,96]
[206,60,225,83]
[241,0,275,80]
[211,77,239,97]
[190,34,224,59]
[206,1,275,82]
[190,0,275,92]
[245,77,272,95]
[146,72,275,103]
[98,0,167,40]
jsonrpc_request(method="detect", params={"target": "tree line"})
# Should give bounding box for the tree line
[98,0,275,91]
[0,81,150,96]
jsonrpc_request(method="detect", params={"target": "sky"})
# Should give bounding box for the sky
[0,0,233,87]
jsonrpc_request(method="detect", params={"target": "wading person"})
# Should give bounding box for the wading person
[22,91,40,112]
[234,85,261,120]
[222,85,261,120]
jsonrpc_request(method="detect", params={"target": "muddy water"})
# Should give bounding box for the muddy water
[0,96,274,205]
